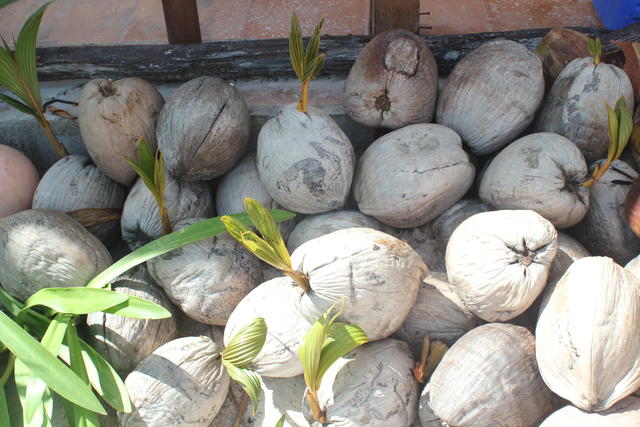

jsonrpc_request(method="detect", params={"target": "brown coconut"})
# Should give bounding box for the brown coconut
[479,132,590,229]
[147,218,263,325]
[536,257,640,411]
[156,76,250,181]
[445,210,558,322]
[120,336,229,426]
[420,323,551,427]
[354,123,475,228]
[436,40,545,155]
[535,57,634,162]
[0,145,39,218]
[79,78,164,186]
[120,172,213,249]
[571,160,640,264]
[0,209,112,302]
[343,28,439,129]
[86,265,177,374]
[256,104,355,214]
[32,154,127,245]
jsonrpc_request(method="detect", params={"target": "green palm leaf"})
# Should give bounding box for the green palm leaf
[221,317,267,368]
[222,363,262,416]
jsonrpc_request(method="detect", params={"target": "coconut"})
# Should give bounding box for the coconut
[79,77,165,186]
[223,276,313,378]
[479,132,590,229]
[395,271,479,359]
[626,254,640,278]
[430,199,491,244]
[536,257,640,411]
[292,227,427,341]
[540,396,640,426]
[0,209,112,302]
[436,40,545,155]
[86,265,177,374]
[392,224,443,273]
[343,28,438,129]
[120,172,213,249]
[354,124,475,228]
[156,76,250,181]
[311,339,418,427]
[286,210,381,252]
[571,160,640,265]
[120,336,229,427]
[147,218,262,325]
[0,145,39,218]
[216,153,296,240]
[445,210,558,322]
[420,323,551,427]
[535,57,634,162]
[256,104,355,214]
[32,154,127,245]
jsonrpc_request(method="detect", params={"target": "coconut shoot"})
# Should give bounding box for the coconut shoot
[297,301,368,423]
[289,12,325,114]
[220,317,268,415]
[582,96,633,187]
[0,2,68,158]
[221,198,309,292]
[587,36,602,66]
[124,138,171,235]
[412,336,448,383]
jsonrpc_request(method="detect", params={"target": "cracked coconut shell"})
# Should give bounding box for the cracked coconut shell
[535,57,634,162]
[156,76,250,181]
[147,217,262,325]
[343,28,438,129]
[445,210,558,322]
[354,124,475,228]
[79,77,165,186]
[120,336,229,427]
[419,323,551,427]
[536,256,640,411]
[257,104,355,214]
[479,132,590,229]
[86,265,177,374]
[0,209,112,302]
[436,40,545,155]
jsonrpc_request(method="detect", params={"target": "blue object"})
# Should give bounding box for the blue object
[592,0,640,30]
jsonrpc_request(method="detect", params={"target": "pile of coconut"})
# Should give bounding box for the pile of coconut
[4,17,640,427]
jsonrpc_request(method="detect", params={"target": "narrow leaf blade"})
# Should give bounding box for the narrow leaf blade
[606,103,619,161]
[0,385,9,427]
[0,93,37,117]
[303,17,324,67]
[0,311,105,414]
[289,12,304,80]
[223,363,262,416]
[102,295,171,319]
[221,318,267,368]
[298,320,326,392]
[315,323,367,386]
[243,198,291,267]
[67,324,100,426]
[22,288,129,315]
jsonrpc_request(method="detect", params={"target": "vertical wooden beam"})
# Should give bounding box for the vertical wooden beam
[162,0,202,44]
[371,0,420,35]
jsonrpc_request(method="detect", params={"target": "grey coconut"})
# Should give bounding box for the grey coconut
[0,209,112,302]
[79,77,165,186]
[256,104,355,214]
[120,336,230,427]
[156,76,250,181]
[121,172,213,249]
[343,28,439,129]
[32,154,127,245]
[436,39,545,155]
[86,265,177,374]
[420,323,551,427]
[479,132,590,229]
[354,123,475,228]
[535,57,634,162]
[147,217,263,325]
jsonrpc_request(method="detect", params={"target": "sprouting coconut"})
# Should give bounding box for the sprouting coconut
[256,13,355,214]
[79,77,165,185]
[343,28,439,129]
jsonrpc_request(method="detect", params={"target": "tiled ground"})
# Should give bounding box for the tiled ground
[0,0,602,47]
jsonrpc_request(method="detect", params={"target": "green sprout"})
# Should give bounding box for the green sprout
[124,138,171,235]
[289,11,325,114]
[298,301,368,423]
[0,2,68,158]
[583,95,633,187]
[587,37,602,66]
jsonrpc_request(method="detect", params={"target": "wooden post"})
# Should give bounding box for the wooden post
[371,0,420,35]
[162,0,202,44]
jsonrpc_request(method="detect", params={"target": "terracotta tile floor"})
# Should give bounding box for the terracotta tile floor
[0,0,601,47]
